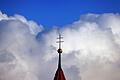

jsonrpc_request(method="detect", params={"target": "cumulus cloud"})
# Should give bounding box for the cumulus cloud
[0,11,120,80]
[0,11,43,80]
[42,13,120,80]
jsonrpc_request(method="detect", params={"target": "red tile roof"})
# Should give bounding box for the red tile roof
[54,68,66,80]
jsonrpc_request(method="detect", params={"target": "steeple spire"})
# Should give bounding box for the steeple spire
[53,33,66,80]
[57,33,64,68]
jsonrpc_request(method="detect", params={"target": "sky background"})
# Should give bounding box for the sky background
[0,0,120,29]
[0,0,120,80]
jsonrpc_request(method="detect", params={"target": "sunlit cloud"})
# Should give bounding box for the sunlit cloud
[0,12,120,80]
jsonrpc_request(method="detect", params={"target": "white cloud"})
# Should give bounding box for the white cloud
[0,11,43,80]
[43,13,120,80]
[0,11,120,80]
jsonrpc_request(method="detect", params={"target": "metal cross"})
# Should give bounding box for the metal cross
[57,33,64,49]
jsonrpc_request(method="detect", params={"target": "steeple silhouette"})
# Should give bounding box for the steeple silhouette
[53,33,66,80]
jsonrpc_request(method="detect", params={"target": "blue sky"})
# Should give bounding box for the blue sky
[0,0,120,29]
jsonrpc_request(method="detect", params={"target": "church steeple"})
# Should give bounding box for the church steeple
[53,33,66,80]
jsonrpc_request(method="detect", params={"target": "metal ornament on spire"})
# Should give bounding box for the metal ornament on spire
[57,33,64,54]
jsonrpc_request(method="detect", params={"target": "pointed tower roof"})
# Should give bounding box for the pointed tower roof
[53,34,66,80]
